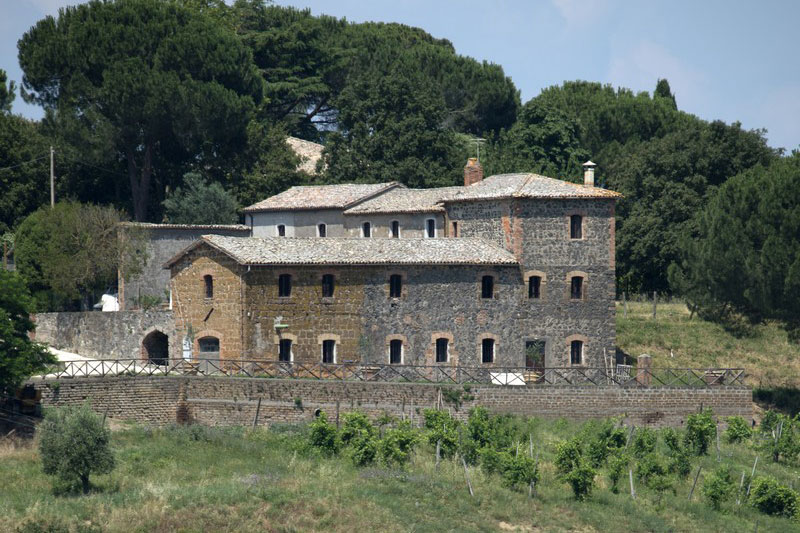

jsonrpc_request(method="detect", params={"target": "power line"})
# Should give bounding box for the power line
[58,153,128,178]
[0,153,50,172]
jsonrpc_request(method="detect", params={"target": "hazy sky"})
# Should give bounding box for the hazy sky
[2,0,798,150]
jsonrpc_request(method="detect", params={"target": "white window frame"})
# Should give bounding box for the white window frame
[425,218,436,238]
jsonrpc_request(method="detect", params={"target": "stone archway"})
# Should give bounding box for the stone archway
[142,330,169,366]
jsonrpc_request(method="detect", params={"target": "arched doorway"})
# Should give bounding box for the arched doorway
[198,336,220,359]
[142,331,169,366]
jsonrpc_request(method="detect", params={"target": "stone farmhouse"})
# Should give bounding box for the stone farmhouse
[162,159,622,370]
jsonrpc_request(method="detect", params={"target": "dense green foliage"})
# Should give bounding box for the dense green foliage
[14,202,148,310]
[0,269,55,395]
[162,173,240,225]
[38,404,116,493]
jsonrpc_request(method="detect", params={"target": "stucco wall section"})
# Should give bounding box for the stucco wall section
[342,213,445,239]
[249,209,345,238]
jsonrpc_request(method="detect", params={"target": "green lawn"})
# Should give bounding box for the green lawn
[616,301,800,387]
[2,419,799,533]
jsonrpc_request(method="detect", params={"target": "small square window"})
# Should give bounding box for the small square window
[570,277,583,300]
[528,276,541,299]
[322,339,336,364]
[570,215,583,239]
[279,339,292,362]
[481,275,494,299]
[278,274,292,297]
[435,338,449,363]
[570,340,583,365]
[482,338,495,363]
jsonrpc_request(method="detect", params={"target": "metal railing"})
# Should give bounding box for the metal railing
[38,359,747,387]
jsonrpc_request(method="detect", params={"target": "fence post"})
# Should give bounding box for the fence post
[636,354,652,386]
[652,291,657,320]
[252,397,262,428]
[623,291,627,319]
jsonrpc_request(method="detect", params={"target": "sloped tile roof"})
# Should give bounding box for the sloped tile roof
[286,136,325,175]
[343,186,463,214]
[164,235,518,268]
[119,222,250,231]
[243,182,401,212]
[442,173,622,202]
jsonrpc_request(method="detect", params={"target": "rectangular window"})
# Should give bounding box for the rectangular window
[451,221,458,237]
[362,222,371,238]
[203,275,213,299]
[391,221,400,238]
[389,274,402,298]
[435,338,449,363]
[278,339,292,362]
[426,218,436,238]
[389,339,403,364]
[322,339,336,364]
[277,224,286,237]
[321,274,334,298]
[528,275,541,299]
[570,277,583,300]
[481,275,494,299]
[570,340,583,365]
[278,274,292,297]
[318,223,327,237]
[482,338,495,364]
[570,215,582,239]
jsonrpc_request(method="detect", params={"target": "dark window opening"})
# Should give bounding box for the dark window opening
[321,274,335,298]
[318,223,327,237]
[389,274,402,298]
[570,340,583,365]
[143,330,169,366]
[389,339,403,364]
[482,338,495,364]
[426,219,435,238]
[435,338,449,363]
[279,339,292,362]
[528,276,541,299]
[391,221,400,238]
[451,221,458,237]
[278,274,292,297]
[362,222,371,238]
[277,224,286,237]
[481,275,494,299]
[525,340,545,371]
[570,277,583,300]
[198,336,219,355]
[570,215,582,239]
[203,275,213,299]
[322,339,336,364]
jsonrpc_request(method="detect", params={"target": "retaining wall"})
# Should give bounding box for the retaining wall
[31,376,753,428]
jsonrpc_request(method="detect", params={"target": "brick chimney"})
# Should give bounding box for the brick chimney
[582,160,597,187]
[464,158,483,186]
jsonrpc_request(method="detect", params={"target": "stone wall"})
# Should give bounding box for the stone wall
[33,310,175,360]
[31,375,753,428]
[120,224,250,310]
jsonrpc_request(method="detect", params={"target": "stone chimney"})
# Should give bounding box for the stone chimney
[582,160,597,187]
[464,158,483,186]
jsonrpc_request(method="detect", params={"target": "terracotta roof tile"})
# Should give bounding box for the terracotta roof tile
[343,186,463,214]
[443,173,622,202]
[119,222,250,231]
[243,182,401,212]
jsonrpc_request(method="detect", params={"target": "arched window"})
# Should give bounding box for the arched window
[321,274,335,298]
[389,274,402,298]
[321,339,336,364]
[435,338,449,363]
[570,340,583,365]
[482,338,495,363]
[198,336,220,356]
[570,215,583,239]
[278,274,292,297]
[277,224,286,237]
[203,275,213,299]
[362,222,371,238]
[391,220,400,238]
[279,338,292,362]
[317,223,327,237]
[528,275,541,299]
[425,218,436,238]
[389,339,403,364]
[481,275,494,299]
[142,330,169,366]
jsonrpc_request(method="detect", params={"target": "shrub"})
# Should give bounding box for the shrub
[379,422,418,467]
[749,476,799,518]
[564,462,596,501]
[555,438,596,500]
[423,409,460,458]
[340,411,376,447]
[662,427,683,454]
[479,447,510,476]
[685,409,716,455]
[554,439,582,475]
[586,420,627,468]
[635,453,666,486]
[38,404,115,493]
[607,451,629,494]
[760,410,781,434]
[666,448,693,480]
[500,454,539,491]
[631,428,657,458]
[308,412,340,456]
[350,433,379,466]
[724,416,752,444]
[702,466,735,511]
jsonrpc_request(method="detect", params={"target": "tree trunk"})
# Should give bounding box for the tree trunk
[127,143,153,222]
[81,473,90,494]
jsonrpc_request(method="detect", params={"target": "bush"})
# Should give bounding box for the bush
[350,433,379,466]
[685,409,716,455]
[586,420,627,468]
[564,462,596,501]
[724,416,752,444]
[631,428,657,458]
[607,451,629,494]
[554,439,582,475]
[500,454,539,491]
[308,412,340,456]
[379,422,418,467]
[749,476,799,518]
[340,411,376,446]
[423,409,460,458]
[666,448,693,480]
[478,447,510,476]
[702,466,735,511]
[38,404,115,493]
[555,438,596,500]
[635,453,666,486]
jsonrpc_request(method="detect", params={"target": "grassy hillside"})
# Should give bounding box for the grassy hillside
[617,301,800,387]
[2,418,799,533]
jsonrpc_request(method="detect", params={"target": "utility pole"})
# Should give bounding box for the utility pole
[49,146,54,208]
